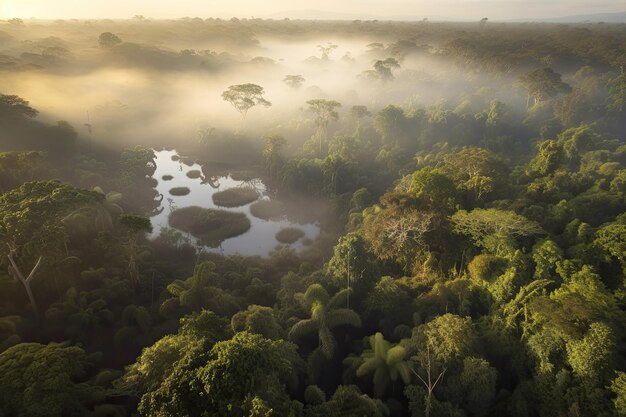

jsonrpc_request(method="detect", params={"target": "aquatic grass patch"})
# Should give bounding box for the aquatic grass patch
[162,174,174,181]
[212,187,259,208]
[169,206,251,247]
[186,169,202,179]
[250,199,285,220]
[229,170,255,182]
[169,187,190,196]
[275,227,305,244]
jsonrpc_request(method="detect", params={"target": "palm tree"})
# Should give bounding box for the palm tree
[288,284,361,359]
[62,186,123,235]
[352,332,412,398]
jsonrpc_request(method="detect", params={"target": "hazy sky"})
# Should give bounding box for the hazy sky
[2,0,625,20]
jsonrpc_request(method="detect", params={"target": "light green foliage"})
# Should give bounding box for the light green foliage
[307,385,389,417]
[610,372,626,416]
[527,140,562,176]
[409,167,456,211]
[121,310,231,417]
[566,322,615,385]
[441,147,508,203]
[467,254,507,283]
[421,314,475,364]
[199,332,297,416]
[410,314,476,367]
[451,208,543,257]
[595,222,626,265]
[231,305,284,340]
[354,332,412,397]
[288,284,361,358]
[325,232,374,288]
[531,239,563,280]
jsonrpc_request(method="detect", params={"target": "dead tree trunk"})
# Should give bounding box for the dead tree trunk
[7,246,42,321]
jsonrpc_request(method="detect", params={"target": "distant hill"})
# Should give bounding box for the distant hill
[523,11,626,23]
[265,9,626,23]
[264,10,463,21]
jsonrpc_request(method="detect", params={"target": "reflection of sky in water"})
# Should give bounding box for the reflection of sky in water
[150,149,320,256]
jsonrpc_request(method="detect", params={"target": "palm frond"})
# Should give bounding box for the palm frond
[288,318,317,341]
[327,308,361,329]
[304,284,330,305]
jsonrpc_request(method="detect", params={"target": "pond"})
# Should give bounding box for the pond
[149,149,320,256]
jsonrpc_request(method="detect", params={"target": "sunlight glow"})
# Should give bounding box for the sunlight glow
[2,0,625,20]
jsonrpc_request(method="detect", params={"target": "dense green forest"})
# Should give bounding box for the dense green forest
[1,16,626,417]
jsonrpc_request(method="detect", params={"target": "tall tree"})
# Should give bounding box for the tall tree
[0,342,101,417]
[306,99,342,155]
[288,284,361,359]
[451,208,544,257]
[373,58,401,82]
[0,181,100,319]
[515,67,571,109]
[354,332,412,398]
[350,105,371,137]
[222,84,271,119]
[317,42,338,60]
[283,75,305,89]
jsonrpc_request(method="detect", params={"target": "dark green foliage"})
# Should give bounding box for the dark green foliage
[0,342,100,417]
[288,284,361,359]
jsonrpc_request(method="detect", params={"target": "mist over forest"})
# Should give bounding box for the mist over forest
[1,14,626,417]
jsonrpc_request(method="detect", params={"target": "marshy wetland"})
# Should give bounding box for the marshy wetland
[150,149,319,255]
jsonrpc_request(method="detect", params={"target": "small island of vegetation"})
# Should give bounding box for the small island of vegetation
[169,206,251,247]
[212,187,259,207]
[250,199,285,220]
[275,227,306,244]
[186,169,202,179]
[169,186,190,196]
